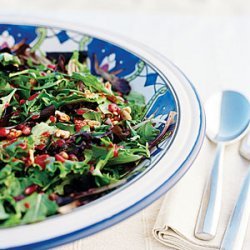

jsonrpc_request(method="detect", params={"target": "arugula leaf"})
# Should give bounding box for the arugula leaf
[0,53,20,66]
[16,193,58,224]
[0,89,16,118]
[31,122,56,145]
[125,91,146,120]
[0,202,9,220]
[136,121,159,144]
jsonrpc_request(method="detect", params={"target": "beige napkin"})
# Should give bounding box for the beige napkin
[153,138,250,250]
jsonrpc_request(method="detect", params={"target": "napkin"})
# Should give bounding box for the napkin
[152,138,250,250]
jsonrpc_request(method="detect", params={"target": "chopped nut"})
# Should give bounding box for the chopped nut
[123,106,131,114]
[7,129,22,139]
[120,108,132,120]
[55,111,70,122]
[55,129,70,139]
[29,78,37,86]
[104,82,112,91]
[84,89,97,99]
[59,151,69,159]
[29,149,35,164]
[86,120,101,128]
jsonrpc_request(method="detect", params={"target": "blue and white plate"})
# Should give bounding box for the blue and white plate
[0,17,205,250]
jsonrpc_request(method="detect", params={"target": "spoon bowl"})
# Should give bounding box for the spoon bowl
[205,91,250,144]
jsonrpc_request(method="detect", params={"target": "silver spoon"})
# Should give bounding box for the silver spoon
[195,90,250,240]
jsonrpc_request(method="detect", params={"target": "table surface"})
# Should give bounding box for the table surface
[2,1,250,249]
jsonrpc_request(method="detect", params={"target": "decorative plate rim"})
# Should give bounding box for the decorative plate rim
[0,16,206,250]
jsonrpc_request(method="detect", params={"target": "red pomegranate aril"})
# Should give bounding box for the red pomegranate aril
[24,202,30,209]
[49,115,56,123]
[22,126,31,135]
[31,114,40,120]
[113,144,119,157]
[55,139,65,147]
[18,143,27,150]
[24,184,38,195]
[34,154,50,169]
[108,103,120,113]
[35,144,46,150]
[55,154,65,163]
[76,109,87,115]
[69,154,78,161]
[4,103,9,108]
[42,131,50,137]
[28,93,39,101]
[0,128,10,137]
[47,64,56,70]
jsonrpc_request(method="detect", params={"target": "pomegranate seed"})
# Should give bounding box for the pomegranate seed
[35,144,46,150]
[76,109,87,115]
[24,202,30,209]
[18,143,27,150]
[31,114,40,120]
[55,139,65,147]
[47,64,56,70]
[28,93,39,101]
[113,144,119,157]
[19,99,26,105]
[55,154,65,163]
[4,103,9,108]
[24,184,38,195]
[108,104,120,113]
[42,131,50,137]
[21,126,31,135]
[69,154,78,161]
[41,72,46,76]
[0,128,10,137]
[34,154,50,169]
[49,115,56,123]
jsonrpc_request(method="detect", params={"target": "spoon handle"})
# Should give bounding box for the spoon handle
[240,132,250,161]
[220,168,250,250]
[195,143,224,240]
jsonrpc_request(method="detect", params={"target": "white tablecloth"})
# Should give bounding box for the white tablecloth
[2,1,250,249]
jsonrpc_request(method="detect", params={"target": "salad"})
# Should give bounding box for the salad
[0,41,175,227]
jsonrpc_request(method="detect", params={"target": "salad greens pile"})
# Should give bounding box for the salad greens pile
[0,42,170,227]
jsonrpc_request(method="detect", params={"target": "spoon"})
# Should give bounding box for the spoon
[195,90,250,240]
